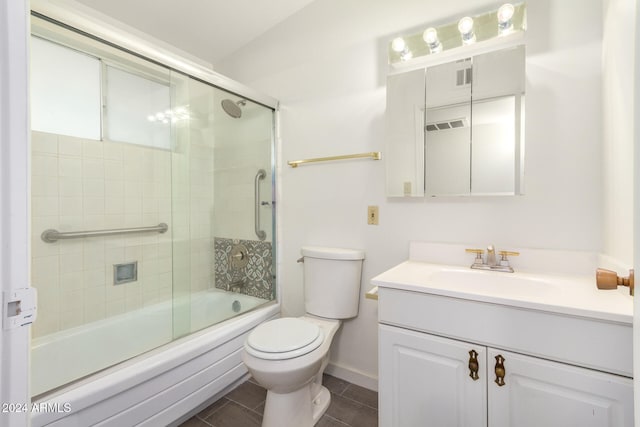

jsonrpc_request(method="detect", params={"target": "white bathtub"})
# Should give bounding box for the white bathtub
[31,290,278,426]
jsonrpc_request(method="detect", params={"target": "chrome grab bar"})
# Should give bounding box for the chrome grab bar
[254,169,267,241]
[41,223,168,243]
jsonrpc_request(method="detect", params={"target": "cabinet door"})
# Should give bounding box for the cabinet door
[385,68,426,197]
[379,325,487,427]
[487,348,634,427]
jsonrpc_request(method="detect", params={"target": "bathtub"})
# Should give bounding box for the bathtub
[31,290,279,426]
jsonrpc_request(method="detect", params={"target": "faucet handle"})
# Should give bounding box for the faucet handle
[466,248,485,265]
[498,251,519,269]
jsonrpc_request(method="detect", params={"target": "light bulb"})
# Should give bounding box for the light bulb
[147,115,156,122]
[422,28,442,53]
[497,3,515,34]
[458,17,476,44]
[458,17,474,35]
[391,37,412,61]
[497,3,515,24]
[423,28,437,44]
[391,37,406,53]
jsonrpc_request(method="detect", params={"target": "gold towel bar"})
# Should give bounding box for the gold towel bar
[288,151,381,168]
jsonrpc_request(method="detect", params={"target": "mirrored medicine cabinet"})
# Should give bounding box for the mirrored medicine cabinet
[385,45,525,197]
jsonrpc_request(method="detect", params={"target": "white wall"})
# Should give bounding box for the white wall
[602,0,635,267]
[217,0,607,386]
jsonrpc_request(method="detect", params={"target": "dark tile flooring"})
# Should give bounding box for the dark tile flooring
[179,374,378,427]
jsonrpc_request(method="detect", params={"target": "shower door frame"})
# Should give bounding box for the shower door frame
[2,1,281,423]
[0,0,31,426]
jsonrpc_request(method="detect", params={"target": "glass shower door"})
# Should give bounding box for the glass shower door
[171,74,275,337]
[29,14,276,398]
[29,20,176,396]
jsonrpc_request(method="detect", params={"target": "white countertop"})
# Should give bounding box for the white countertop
[372,261,633,325]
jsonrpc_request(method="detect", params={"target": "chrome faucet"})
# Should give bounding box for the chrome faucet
[486,245,497,267]
[465,246,519,273]
[227,279,246,292]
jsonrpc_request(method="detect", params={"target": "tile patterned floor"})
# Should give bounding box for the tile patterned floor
[179,374,378,427]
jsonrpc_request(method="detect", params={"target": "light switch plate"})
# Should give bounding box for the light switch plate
[368,206,379,225]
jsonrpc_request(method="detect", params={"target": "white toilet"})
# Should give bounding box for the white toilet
[242,246,365,427]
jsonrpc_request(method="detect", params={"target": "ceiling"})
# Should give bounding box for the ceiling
[74,0,316,65]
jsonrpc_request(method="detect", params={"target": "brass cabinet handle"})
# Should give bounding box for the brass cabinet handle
[494,354,506,386]
[468,350,480,381]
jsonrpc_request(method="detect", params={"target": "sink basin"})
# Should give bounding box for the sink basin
[373,262,571,303]
[430,268,556,289]
[371,260,633,325]
[427,267,561,299]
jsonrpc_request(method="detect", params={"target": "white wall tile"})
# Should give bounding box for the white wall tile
[59,196,83,216]
[59,157,82,177]
[58,135,82,156]
[33,154,59,177]
[83,178,105,197]
[82,139,104,158]
[32,131,58,154]
[104,160,124,181]
[59,271,83,292]
[82,158,105,179]
[32,175,59,197]
[60,252,83,274]
[59,176,83,197]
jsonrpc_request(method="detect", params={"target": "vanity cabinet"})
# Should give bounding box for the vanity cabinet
[377,288,634,427]
[379,325,487,426]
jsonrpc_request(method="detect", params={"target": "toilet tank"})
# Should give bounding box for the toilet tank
[301,246,365,319]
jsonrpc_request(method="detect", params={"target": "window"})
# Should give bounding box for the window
[30,36,172,149]
[30,36,101,140]
[104,65,171,149]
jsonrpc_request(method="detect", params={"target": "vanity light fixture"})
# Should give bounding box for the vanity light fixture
[423,28,442,54]
[391,37,412,61]
[497,3,515,35]
[387,3,525,66]
[458,17,476,44]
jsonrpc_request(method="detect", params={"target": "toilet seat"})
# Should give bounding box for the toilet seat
[245,318,325,360]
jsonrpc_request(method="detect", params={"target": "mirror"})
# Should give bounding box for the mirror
[385,45,525,197]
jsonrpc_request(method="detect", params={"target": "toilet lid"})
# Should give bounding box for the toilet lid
[246,318,324,360]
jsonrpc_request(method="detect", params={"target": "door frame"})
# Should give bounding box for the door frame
[0,0,32,426]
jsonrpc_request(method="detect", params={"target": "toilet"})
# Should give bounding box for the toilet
[242,246,365,427]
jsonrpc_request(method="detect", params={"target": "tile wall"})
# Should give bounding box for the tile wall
[31,131,174,338]
[31,96,274,339]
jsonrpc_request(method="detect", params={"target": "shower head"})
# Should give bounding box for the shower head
[221,99,246,118]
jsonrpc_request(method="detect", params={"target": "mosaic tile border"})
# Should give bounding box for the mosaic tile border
[214,237,274,300]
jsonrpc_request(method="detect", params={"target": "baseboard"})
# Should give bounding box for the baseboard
[325,362,378,392]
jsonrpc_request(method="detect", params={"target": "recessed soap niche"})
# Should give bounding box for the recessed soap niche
[113,261,138,285]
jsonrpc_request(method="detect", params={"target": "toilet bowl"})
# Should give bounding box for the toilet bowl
[243,316,340,426]
[242,246,365,427]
